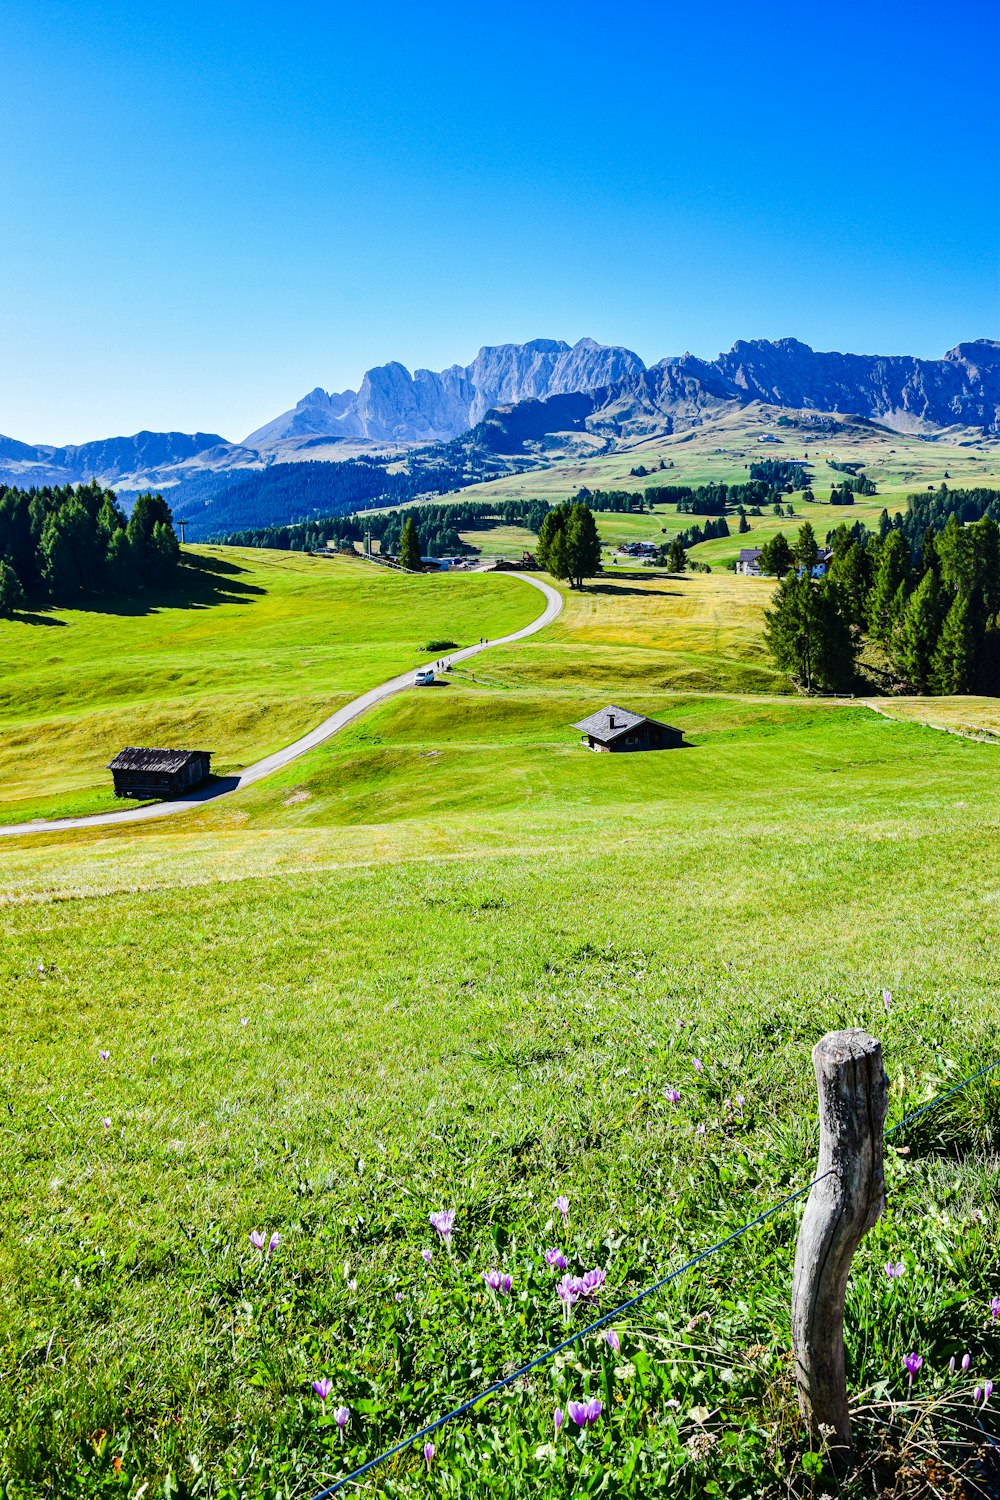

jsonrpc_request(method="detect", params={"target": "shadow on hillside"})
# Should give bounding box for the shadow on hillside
[588,581,682,598]
[11,611,68,627]
[60,551,266,619]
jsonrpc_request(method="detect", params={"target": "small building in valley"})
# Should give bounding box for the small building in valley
[573,705,684,753]
[108,747,212,799]
[736,547,762,575]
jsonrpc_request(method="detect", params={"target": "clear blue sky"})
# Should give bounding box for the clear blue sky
[2,0,998,444]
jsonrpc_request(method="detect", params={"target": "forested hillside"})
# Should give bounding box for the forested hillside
[223,497,551,558]
[0,483,178,613]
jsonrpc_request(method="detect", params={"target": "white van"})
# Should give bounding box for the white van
[414,667,436,687]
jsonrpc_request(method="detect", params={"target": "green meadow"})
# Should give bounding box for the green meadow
[3,559,1000,1497]
[0,550,538,825]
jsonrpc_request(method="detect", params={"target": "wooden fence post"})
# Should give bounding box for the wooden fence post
[791,1029,888,1474]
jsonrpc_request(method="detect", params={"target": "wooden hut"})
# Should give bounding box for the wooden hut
[572,706,683,753]
[107,747,212,799]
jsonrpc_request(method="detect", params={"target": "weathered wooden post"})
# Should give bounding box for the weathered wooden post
[791,1029,888,1475]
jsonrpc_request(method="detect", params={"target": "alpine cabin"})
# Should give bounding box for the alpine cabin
[108,747,212,799]
[573,706,683,753]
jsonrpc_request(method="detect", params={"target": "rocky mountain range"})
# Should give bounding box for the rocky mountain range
[1,336,998,496]
[243,337,646,447]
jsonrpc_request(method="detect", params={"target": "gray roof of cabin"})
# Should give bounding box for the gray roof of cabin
[107,747,211,773]
[572,705,675,743]
[738,547,762,562]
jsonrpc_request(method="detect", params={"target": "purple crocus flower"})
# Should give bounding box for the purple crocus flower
[268,1232,281,1254]
[429,1209,455,1247]
[249,1230,266,1251]
[553,1406,564,1435]
[963,1353,972,1373]
[579,1266,606,1298]
[692,1058,704,1073]
[991,1297,1000,1320]
[98,1049,110,1062]
[885,1260,904,1279]
[347,1279,357,1292]
[101,1117,111,1129]
[604,1328,621,1354]
[312,1378,332,1402]
[421,1248,433,1265]
[424,1442,435,1467]
[950,1356,956,1375]
[555,1195,569,1224]
[735,1093,745,1113]
[665,1088,681,1104]
[904,1352,923,1387]
[975,1385,983,1404]
[883,989,892,1011]
[395,1291,403,1302]
[695,1122,706,1137]
[240,1018,249,1027]
[984,1381,995,1405]
[482,1269,512,1295]
[567,1397,602,1428]
[545,1248,568,1271]
[557,1274,580,1314]
[333,1405,350,1430]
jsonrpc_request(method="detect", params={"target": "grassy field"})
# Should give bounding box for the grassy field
[0,548,540,825]
[3,562,1000,1498]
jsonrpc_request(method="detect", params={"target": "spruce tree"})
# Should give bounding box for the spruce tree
[867,530,910,644]
[931,592,976,694]
[0,559,25,617]
[666,538,687,572]
[893,568,944,690]
[794,520,819,570]
[738,513,750,534]
[764,573,854,693]
[563,504,602,587]
[758,532,792,576]
[399,517,422,571]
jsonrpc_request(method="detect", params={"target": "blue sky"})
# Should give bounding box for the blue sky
[2,0,998,444]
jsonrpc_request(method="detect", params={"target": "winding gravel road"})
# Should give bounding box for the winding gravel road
[0,573,562,840]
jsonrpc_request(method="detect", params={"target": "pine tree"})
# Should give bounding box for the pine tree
[758,532,792,576]
[666,538,687,572]
[738,513,750,534]
[931,592,976,693]
[893,568,944,690]
[563,504,602,588]
[866,530,910,644]
[794,520,819,570]
[536,506,566,576]
[399,517,422,571]
[0,559,25,617]
[764,573,855,692]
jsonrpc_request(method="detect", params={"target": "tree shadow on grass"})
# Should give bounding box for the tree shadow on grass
[10,611,67,626]
[50,550,266,619]
[587,581,683,598]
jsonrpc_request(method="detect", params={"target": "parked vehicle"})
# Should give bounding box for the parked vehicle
[414,667,436,686]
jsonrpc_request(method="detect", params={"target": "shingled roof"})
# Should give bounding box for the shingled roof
[106,748,210,773]
[572,705,666,743]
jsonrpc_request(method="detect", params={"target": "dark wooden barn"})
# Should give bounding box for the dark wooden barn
[107,747,212,799]
[572,705,683,753]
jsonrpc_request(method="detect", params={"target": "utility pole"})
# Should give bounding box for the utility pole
[365,529,372,557]
[177,519,187,546]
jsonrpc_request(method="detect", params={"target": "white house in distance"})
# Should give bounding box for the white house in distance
[736,547,762,575]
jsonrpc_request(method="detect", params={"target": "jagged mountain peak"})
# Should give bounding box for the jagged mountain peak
[245,336,646,447]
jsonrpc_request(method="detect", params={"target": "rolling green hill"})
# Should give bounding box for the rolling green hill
[0,548,539,825]
[3,553,1000,1497]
